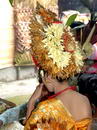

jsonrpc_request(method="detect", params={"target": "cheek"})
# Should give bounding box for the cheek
[44,80,53,92]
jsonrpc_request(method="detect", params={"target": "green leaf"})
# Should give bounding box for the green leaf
[66,14,77,26]
[9,0,13,6]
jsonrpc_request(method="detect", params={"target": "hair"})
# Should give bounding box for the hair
[38,68,43,83]
[38,68,78,87]
[77,73,97,107]
[38,68,67,83]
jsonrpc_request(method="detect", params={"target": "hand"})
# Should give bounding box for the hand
[31,83,44,100]
[23,83,44,124]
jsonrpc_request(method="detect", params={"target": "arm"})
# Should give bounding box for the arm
[75,95,92,130]
[88,124,92,130]
[24,83,44,123]
[83,96,92,130]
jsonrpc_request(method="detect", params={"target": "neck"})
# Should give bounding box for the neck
[54,81,70,94]
[48,84,76,99]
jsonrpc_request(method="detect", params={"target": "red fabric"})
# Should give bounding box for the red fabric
[32,56,40,67]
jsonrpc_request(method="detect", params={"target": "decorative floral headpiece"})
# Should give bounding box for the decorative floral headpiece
[30,3,84,79]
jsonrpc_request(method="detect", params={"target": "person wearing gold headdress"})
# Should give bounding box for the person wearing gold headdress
[24,3,92,130]
[25,75,92,130]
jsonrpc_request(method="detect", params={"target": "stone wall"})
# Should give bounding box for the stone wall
[0,65,37,82]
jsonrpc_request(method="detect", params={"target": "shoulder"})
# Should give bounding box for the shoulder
[37,99,56,109]
[73,92,92,119]
[80,95,92,114]
[71,90,89,103]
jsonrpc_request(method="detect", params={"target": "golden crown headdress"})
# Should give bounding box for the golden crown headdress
[30,3,84,79]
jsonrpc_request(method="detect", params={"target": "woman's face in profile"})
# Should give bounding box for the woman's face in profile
[42,73,54,92]
[39,70,57,92]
